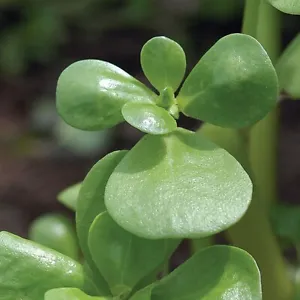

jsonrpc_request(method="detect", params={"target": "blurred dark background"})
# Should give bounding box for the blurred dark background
[0,0,299,237]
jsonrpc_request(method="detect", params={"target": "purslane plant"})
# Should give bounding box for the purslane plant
[0,33,279,300]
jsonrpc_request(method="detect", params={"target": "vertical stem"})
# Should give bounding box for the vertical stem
[242,0,260,37]
[227,188,294,300]
[249,0,281,211]
[228,1,294,299]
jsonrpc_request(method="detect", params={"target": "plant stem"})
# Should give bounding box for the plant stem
[227,1,294,299]
[227,187,293,300]
[242,0,260,37]
[249,0,281,211]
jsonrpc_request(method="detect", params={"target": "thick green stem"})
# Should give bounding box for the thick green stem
[249,0,281,211]
[227,1,294,299]
[227,188,293,300]
[242,0,260,37]
[199,123,294,299]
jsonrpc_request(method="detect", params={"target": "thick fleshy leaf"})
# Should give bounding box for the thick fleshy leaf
[28,213,79,261]
[276,34,300,99]
[57,182,81,211]
[0,232,95,300]
[177,34,278,128]
[45,288,110,300]
[88,212,179,298]
[267,0,300,14]
[121,102,177,134]
[140,36,186,92]
[151,246,262,300]
[105,128,252,239]
[76,151,127,293]
[56,60,156,131]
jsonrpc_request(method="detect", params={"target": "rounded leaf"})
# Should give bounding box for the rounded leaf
[276,33,300,99]
[57,182,81,211]
[0,232,94,300]
[122,102,177,135]
[29,213,79,260]
[267,0,300,14]
[105,128,252,239]
[141,36,186,92]
[45,288,110,300]
[56,60,156,131]
[88,212,179,297]
[76,151,127,293]
[177,34,278,128]
[151,246,262,300]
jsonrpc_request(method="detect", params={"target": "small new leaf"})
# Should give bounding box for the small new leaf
[56,60,156,131]
[177,34,278,128]
[57,182,81,211]
[29,213,79,261]
[122,102,177,135]
[141,36,186,92]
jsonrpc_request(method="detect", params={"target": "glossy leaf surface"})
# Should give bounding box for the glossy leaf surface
[45,288,110,300]
[267,0,300,14]
[177,34,278,128]
[56,60,156,131]
[151,246,262,300]
[29,213,79,260]
[76,151,127,293]
[276,34,300,98]
[88,212,179,297]
[0,232,91,300]
[122,102,177,134]
[57,182,81,211]
[141,36,186,92]
[105,128,252,239]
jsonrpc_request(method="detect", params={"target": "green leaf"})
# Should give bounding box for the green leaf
[177,34,278,128]
[57,182,81,211]
[271,204,300,244]
[56,60,156,131]
[121,102,177,135]
[88,212,179,298]
[151,245,262,300]
[0,232,93,300]
[45,288,110,300]
[276,34,300,99]
[141,36,186,92]
[76,151,127,294]
[29,213,79,261]
[267,0,300,14]
[105,128,252,239]
[129,284,154,300]
[54,119,113,156]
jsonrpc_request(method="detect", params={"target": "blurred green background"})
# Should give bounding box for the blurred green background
[0,0,299,238]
